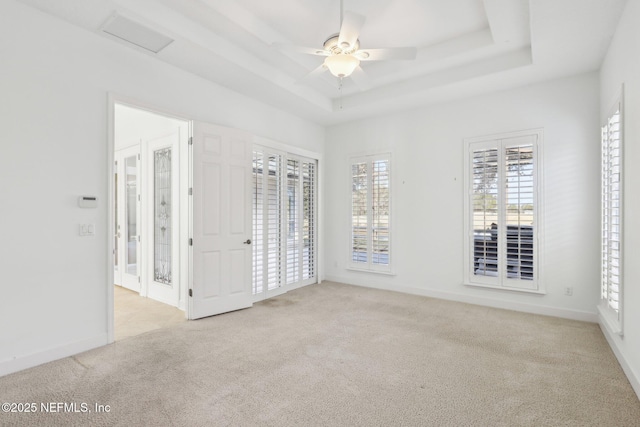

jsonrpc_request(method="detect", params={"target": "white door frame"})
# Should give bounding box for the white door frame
[107,94,191,343]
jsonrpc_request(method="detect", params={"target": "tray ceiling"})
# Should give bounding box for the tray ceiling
[16,0,627,125]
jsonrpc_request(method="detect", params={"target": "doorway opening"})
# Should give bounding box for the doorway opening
[112,102,189,340]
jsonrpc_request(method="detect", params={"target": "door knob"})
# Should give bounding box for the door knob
[243,239,252,245]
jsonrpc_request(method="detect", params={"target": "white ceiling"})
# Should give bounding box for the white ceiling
[17,0,627,126]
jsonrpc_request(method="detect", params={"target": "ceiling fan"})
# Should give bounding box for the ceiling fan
[273,0,417,91]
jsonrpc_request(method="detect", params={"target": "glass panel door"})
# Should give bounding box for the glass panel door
[125,154,139,276]
[115,147,141,292]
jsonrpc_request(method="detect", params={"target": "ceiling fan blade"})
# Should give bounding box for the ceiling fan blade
[356,47,417,61]
[350,66,372,91]
[296,63,328,84]
[272,42,329,56]
[338,11,366,50]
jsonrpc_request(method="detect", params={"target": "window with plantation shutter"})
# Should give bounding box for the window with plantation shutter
[302,161,316,280]
[349,154,391,273]
[600,99,623,331]
[252,147,317,300]
[464,130,541,292]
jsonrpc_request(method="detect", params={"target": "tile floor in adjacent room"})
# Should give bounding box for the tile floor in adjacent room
[114,285,185,341]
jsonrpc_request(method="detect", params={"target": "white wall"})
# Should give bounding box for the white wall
[0,0,324,376]
[599,0,640,397]
[325,72,601,321]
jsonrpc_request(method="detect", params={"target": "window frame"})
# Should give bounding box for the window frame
[599,92,624,336]
[252,144,319,301]
[347,152,393,274]
[463,129,544,293]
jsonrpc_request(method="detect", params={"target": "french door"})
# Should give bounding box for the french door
[114,146,141,292]
[252,147,317,301]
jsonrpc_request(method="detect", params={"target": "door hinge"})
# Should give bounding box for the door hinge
[138,277,141,283]
[137,154,140,160]
[138,235,141,242]
[189,136,193,145]
[188,187,193,196]
[189,238,193,246]
[189,289,193,297]
[138,194,141,202]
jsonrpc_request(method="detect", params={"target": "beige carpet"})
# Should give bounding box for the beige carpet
[1,281,638,426]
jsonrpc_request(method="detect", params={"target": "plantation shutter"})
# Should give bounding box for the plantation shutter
[472,147,499,279]
[253,148,317,299]
[602,107,622,315]
[252,151,264,294]
[372,159,390,265]
[504,144,534,282]
[349,154,391,272]
[468,133,538,290]
[351,162,368,264]
[266,154,283,291]
[286,159,300,285]
[253,150,283,295]
[302,161,315,279]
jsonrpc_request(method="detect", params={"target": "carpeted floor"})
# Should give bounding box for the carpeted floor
[1,281,639,426]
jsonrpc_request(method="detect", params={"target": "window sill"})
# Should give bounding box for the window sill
[346,267,396,276]
[464,281,546,295]
[598,304,622,337]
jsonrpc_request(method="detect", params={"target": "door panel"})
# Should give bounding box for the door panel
[190,122,253,319]
[145,131,180,306]
[114,146,141,292]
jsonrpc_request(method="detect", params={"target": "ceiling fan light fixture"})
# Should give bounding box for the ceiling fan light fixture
[324,54,360,78]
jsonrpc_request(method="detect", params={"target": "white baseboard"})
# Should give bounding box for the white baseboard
[323,275,598,323]
[599,314,640,400]
[0,334,108,378]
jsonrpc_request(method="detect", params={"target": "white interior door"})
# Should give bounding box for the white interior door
[145,130,181,307]
[115,146,142,292]
[190,122,253,319]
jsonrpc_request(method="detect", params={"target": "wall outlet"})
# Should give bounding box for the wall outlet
[79,224,95,237]
[564,286,573,296]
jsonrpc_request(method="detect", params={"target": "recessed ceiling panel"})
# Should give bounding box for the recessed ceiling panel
[232,0,488,48]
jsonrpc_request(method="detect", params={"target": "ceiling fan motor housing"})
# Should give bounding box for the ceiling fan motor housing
[323,34,360,55]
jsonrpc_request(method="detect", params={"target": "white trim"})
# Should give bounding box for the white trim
[253,136,322,161]
[0,334,108,378]
[325,276,598,323]
[598,304,622,336]
[107,94,116,344]
[346,267,397,276]
[464,282,546,295]
[599,315,640,400]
